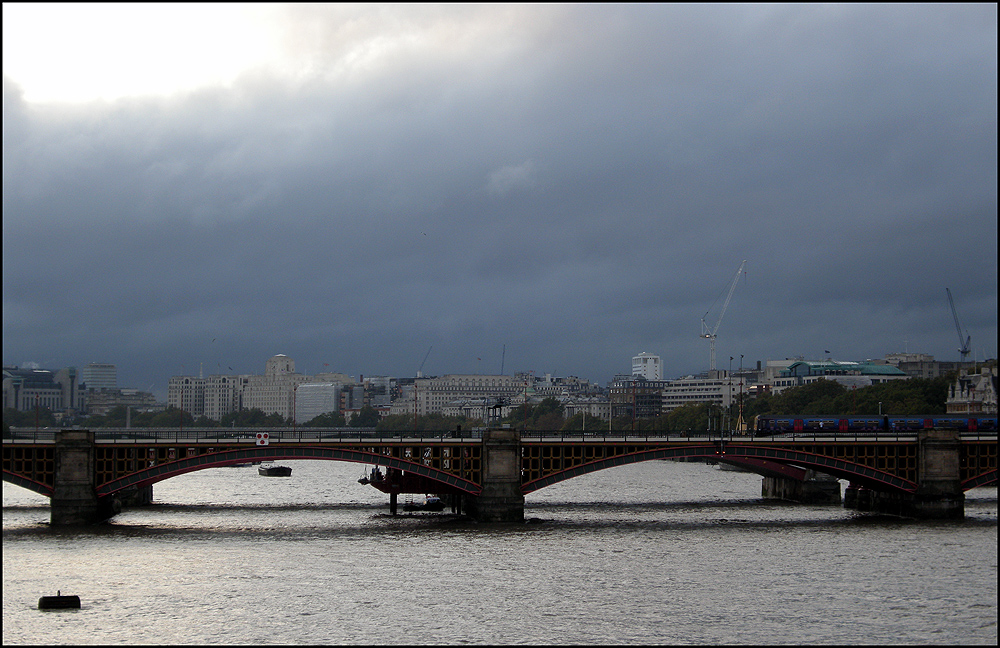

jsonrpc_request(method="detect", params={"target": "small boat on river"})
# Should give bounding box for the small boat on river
[403,495,445,512]
[258,463,292,477]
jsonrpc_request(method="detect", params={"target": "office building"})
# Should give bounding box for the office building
[80,362,117,392]
[632,352,661,381]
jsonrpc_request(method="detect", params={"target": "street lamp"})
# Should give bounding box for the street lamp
[728,356,734,436]
[738,354,744,435]
[878,401,882,416]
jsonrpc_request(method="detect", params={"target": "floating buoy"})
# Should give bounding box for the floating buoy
[38,590,80,610]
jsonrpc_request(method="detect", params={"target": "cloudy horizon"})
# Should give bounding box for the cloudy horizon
[3,4,997,400]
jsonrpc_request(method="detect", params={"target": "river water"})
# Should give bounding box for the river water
[3,459,996,645]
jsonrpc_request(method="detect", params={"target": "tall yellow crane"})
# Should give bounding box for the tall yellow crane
[700,260,747,371]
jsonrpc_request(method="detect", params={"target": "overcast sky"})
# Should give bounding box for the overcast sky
[3,4,997,399]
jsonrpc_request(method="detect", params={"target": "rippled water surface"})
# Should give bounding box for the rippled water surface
[3,460,996,644]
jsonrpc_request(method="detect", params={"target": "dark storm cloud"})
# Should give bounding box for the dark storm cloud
[3,4,997,395]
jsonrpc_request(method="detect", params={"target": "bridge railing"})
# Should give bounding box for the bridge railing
[517,429,936,443]
[3,427,487,444]
[5,426,993,445]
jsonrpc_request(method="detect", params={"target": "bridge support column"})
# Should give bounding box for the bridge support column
[762,470,841,506]
[844,483,864,509]
[52,429,112,526]
[843,431,964,519]
[117,484,153,507]
[907,428,964,519]
[466,429,523,523]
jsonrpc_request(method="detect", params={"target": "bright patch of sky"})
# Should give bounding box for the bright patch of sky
[2,3,281,103]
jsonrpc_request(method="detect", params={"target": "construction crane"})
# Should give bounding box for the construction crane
[416,345,432,377]
[701,260,747,371]
[945,288,971,361]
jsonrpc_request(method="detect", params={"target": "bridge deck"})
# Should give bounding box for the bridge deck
[4,429,997,498]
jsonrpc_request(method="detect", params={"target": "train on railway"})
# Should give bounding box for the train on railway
[752,414,998,435]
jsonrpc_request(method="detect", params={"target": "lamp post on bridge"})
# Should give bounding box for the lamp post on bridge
[738,354,744,435]
[728,356,734,438]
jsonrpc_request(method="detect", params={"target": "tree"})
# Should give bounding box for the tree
[3,406,57,429]
[502,404,533,427]
[662,403,715,433]
[350,405,381,428]
[500,397,566,430]
[150,407,194,428]
[774,380,847,415]
[304,411,346,427]
[376,413,482,433]
[533,397,564,422]
[219,408,289,427]
[742,375,955,419]
[560,412,606,432]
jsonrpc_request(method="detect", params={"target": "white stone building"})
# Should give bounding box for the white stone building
[167,355,347,421]
[632,352,661,380]
[661,373,739,412]
[407,374,530,417]
[294,382,343,424]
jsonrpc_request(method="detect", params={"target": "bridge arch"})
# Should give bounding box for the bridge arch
[521,444,919,494]
[2,471,52,498]
[962,469,997,490]
[93,446,482,498]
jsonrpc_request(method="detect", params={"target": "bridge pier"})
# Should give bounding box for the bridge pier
[842,430,964,519]
[465,429,524,523]
[762,470,842,506]
[908,428,964,519]
[51,430,113,526]
[117,484,154,507]
[844,482,864,509]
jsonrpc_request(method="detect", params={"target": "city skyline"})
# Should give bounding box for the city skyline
[3,4,997,403]
[5,346,988,406]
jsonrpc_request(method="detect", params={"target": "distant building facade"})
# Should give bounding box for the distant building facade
[2,366,86,414]
[294,382,343,424]
[610,375,669,418]
[167,375,205,415]
[412,374,527,417]
[881,353,977,379]
[86,388,161,416]
[80,362,117,392]
[387,373,597,420]
[770,360,909,394]
[202,374,250,421]
[632,352,661,381]
[946,366,998,414]
[167,355,355,422]
[661,372,738,413]
[561,396,612,422]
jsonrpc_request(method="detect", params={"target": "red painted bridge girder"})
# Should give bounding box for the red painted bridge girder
[93,446,482,498]
[4,436,997,499]
[522,444,921,494]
